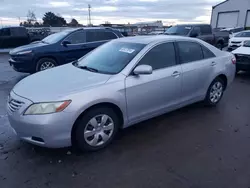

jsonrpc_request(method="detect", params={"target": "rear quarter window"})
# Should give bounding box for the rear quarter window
[202,46,215,59]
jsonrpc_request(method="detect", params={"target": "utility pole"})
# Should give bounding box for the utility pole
[88,4,91,26]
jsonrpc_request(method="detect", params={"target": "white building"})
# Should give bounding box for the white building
[211,0,250,28]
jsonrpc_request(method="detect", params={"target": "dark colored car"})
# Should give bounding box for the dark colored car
[232,41,250,73]
[9,27,123,73]
[164,24,229,49]
[0,26,44,49]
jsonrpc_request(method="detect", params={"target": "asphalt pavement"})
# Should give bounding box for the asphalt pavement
[0,54,250,188]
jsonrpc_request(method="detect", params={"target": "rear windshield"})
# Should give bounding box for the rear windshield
[234,32,250,38]
[77,41,146,74]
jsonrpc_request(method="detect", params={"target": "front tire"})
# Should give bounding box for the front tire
[36,58,57,72]
[204,78,225,106]
[74,107,119,151]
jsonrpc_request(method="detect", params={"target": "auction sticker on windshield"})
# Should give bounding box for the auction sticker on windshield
[119,48,135,54]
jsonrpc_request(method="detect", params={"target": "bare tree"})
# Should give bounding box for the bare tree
[27,10,36,25]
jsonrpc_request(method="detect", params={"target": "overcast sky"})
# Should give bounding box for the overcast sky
[0,0,222,26]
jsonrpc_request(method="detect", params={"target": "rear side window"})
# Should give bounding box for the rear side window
[202,46,215,59]
[86,31,117,42]
[65,31,85,44]
[138,42,176,70]
[177,41,203,63]
[201,25,212,34]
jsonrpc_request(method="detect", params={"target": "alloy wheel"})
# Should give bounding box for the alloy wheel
[209,81,223,103]
[84,114,114,147]
[40,61,55,71]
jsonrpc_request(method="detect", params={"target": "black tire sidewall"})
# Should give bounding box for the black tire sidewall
[36,58,57,72]
[74,107,119,152]
[205,78,225,106]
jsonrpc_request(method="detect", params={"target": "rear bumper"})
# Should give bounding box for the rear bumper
[9,56,35,73]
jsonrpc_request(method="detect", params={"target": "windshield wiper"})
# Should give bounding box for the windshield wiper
[78,66,99,73]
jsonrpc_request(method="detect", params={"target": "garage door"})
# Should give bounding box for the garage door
[217,12,239,28]
[246,11,250,27]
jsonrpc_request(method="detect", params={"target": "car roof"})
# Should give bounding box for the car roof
[116,35,194,44]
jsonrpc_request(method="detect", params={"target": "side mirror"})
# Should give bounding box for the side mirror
[133,65,153,75]
[62,40,71,47]
[190,32,198,38]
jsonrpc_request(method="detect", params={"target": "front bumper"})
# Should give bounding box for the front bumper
[7,91,75,148]
[228,45,241,52]
[9,55,35,73]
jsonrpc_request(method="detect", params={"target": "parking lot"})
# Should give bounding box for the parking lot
[0,53,250,188]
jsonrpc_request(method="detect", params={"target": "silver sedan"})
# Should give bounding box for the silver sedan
[7,36,236,151]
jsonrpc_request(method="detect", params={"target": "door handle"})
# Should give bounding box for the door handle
[172,71,181,77]
[211,62,217,66]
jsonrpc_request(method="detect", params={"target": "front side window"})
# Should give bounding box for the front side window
[77,41,145,74]
[65,31,85,44]
[138,43,176,70]
[177,41,203,63]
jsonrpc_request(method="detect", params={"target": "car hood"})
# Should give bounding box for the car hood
[230,37,250,42]
[232,46,250,55]
[10,41,48,55]
[13,63,112,102]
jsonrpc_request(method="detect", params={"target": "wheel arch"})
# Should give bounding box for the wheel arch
[216,74,228,90]
[71,102,125,146]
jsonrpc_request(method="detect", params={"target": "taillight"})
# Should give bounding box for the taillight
[232,57,236,64]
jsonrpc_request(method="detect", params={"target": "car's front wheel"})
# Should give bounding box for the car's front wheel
[204,77,225,106]
[74,107,119,151]
[36,58,57,72]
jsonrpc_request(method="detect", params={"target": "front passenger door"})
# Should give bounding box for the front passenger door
[125,42,182,124]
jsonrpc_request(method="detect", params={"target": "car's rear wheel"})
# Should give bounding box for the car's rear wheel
[204,77,225,106]
[74,107,119,151]
[36,58,57,72]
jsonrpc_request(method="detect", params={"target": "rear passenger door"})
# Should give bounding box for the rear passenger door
[85,30,118,54]
[177,41,216,103]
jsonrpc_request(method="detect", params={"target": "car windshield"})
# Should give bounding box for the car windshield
[234,32,250,38]
[42,31,71,44]
[165,25,192,36]
[77,41,146,74]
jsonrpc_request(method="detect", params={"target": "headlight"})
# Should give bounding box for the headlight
[24,100,71,115]
[16,50,33,55]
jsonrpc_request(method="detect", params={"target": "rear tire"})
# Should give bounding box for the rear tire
[74,107,119,152]
[36,58,57,72]
[204,78,225,106]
